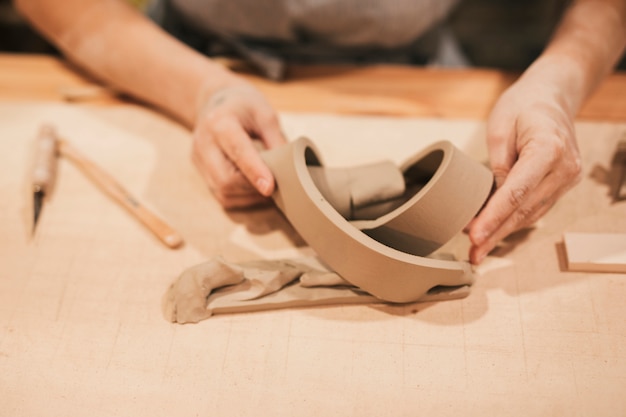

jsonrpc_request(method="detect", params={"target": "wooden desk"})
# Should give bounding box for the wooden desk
[1,53,626,120]
[1,54,625,417]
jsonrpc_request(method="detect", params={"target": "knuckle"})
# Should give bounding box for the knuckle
[518,205,534,221]
[256,110,279,130]
[214,132,245,164]
[567,155,583,182]
[551,139,566,159]
[512,205,535,228]
[209,124,252,166]
[542,136,566,165]
[553,148,582,186]
[508,184,530,208]
[491,165,510,187]
[210,182,240,209]
[193,114,218,140]
[226,139,245,164]
[486,121,510,145]
[211,176,229,195]
[210,116,233,137]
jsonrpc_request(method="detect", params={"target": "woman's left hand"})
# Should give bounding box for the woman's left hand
[467,74,583,264]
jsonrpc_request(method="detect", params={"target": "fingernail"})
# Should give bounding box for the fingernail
[256,178,272,196]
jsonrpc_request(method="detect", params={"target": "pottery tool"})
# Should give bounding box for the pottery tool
[57,138,183,249]
[31,125,59,234]
[30,124,183,248]
[611,137,626,201]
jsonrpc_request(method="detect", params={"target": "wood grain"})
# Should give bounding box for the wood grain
[2,53,626,121]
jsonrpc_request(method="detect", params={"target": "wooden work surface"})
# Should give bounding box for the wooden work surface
[1,54,626,416]
[2,53,626,121]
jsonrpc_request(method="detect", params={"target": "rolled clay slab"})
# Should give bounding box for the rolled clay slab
[261,137,493,303]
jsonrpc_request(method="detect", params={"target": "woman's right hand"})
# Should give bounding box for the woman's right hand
[192,82,287,208]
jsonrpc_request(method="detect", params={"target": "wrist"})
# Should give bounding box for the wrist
[518,0,626,118]
[517,53,587,118]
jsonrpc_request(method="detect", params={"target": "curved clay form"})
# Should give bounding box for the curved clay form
[261,137,493,303]
[307,161,406,220]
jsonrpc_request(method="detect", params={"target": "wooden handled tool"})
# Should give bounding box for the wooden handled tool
[58,138,184,249]
[32,124,59,233]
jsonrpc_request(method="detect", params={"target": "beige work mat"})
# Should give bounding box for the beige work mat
[0,103,625,416]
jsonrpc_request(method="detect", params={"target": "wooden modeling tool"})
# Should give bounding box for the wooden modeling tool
[28,123,183,249]
[57,139,183,249]
[32,125,59,234]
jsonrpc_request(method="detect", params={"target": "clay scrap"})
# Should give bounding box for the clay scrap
[163,257,373,323]
[163,256,471,324]
[563,232,626,273]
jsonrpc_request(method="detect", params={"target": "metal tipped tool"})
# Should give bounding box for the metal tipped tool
[32,125,59,234]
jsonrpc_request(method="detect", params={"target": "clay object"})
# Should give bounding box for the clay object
[163,256,374,323]
[260,137,493,303]
[352,141,492,256]
[162,259,246,323]
[163,256,472,324]
[308,161,406,220]
[563,232,626,273]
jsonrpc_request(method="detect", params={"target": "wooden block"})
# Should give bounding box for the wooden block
[563,232,626,273]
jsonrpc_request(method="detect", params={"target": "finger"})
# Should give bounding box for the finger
[213,116,276,197]
[193,150,269,208]
[192,134,257,196]
[469,169,567,264]
[469,144,555,248]
[469,190,558,264]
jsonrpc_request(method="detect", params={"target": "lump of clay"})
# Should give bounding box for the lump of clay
[308,161,406,220]
[163,257,369,324]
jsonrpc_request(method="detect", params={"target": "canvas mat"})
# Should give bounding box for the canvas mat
[0,103,625,416]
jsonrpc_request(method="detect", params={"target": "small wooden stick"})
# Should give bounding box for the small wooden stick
[58,138,183,249]
[32,124,59,197]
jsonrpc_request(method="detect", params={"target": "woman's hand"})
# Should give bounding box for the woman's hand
[467,74,583,264]
[192,82,287,208]
[467,0,626,264]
